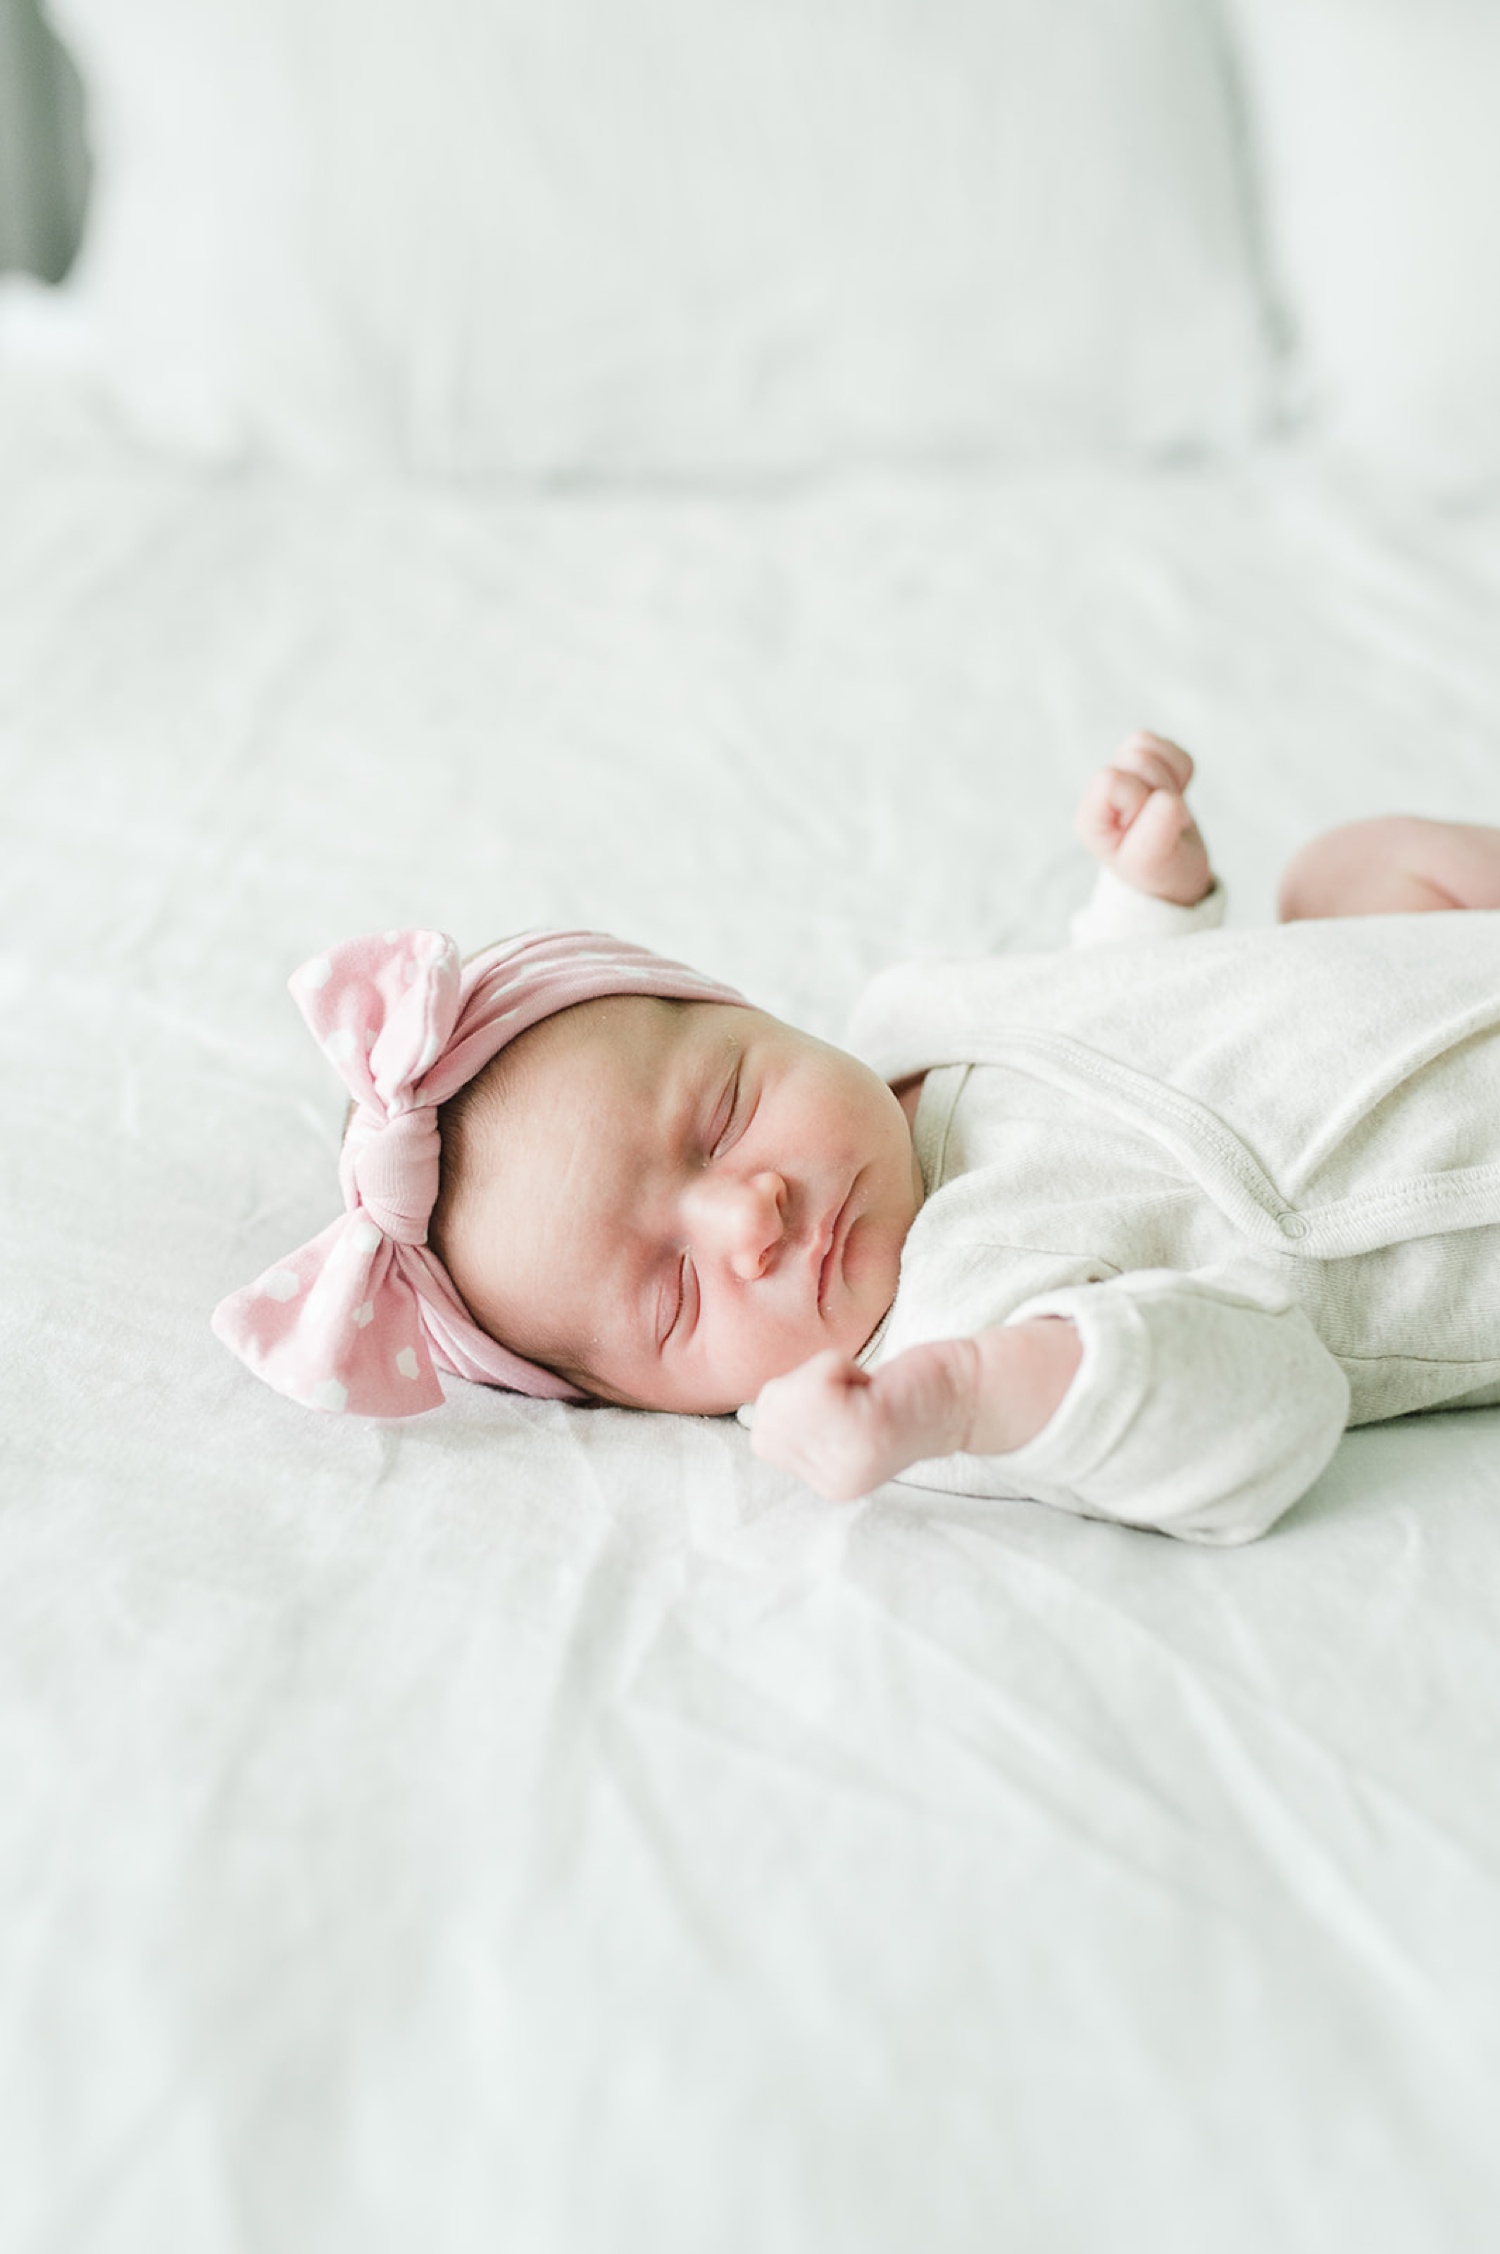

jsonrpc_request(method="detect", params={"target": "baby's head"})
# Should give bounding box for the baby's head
[212,927,920,1422]
[431,992,922,1414]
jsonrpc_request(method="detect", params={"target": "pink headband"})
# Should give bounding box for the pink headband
[212,928,748,1417]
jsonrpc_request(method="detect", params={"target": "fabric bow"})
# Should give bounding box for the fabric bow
[212,927,747,1416]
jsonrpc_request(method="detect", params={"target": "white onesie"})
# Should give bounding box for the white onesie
[847,871,1500,1545]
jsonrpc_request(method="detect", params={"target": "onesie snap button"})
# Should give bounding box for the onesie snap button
[1279,1212,1309,1240]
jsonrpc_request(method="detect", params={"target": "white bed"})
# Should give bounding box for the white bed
[5,3,1500,2248]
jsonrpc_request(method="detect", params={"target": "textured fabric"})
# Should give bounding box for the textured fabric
[851,877,1500,1542]
[211,926,746,1416]
[13,381,1500,2251]
[1068,861,1228,947]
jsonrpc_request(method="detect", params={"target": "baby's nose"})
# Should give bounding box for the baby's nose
[691,1171,788,1281]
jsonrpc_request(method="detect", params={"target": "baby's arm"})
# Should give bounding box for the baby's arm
[748,1320,1082,1504]
[750,1265,1351,1544]
[1074,731,1214,906]
[1069,733,1227,946]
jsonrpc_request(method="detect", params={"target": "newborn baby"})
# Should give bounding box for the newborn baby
[214,734,1500,1544]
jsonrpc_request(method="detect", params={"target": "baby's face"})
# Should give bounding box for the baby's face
[439,996,923,1413]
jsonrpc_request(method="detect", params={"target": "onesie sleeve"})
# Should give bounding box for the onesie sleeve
[1069,865,1226,948]
[892,1263,1350,1546]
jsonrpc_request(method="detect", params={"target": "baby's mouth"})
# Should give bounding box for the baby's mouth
[815,1186,853,1313]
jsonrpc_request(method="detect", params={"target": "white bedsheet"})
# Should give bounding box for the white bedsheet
[5,373,1500,2251]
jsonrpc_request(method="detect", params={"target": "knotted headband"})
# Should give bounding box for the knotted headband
[212,928,748,1417]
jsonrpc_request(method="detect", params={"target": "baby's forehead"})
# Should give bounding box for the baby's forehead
[538,990,729,1079]
[491,993,749,1152]
[472,995,746,1258]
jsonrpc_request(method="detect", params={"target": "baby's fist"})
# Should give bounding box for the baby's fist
[748,1341,977,1502]
[1075,731,1213,907]
[749,1351,895,1501]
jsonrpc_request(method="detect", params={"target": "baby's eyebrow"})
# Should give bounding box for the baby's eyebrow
[657,1032,723,1158]
[689,1027,744,1129]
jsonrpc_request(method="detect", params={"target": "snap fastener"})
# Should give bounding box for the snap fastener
[1278,1212,1309,1240]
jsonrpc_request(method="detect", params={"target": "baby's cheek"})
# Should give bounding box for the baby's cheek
[720,1310,824,1404]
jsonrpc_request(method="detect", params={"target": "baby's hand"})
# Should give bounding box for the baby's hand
[1074,731,1214,906]
[747,1342,976,1502]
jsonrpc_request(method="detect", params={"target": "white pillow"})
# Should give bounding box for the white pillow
[45,0,1275,476]
[1228,0,1500,498]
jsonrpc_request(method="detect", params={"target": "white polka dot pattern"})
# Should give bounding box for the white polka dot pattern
[263,1269,300,1301]
[396,1348,420,1379]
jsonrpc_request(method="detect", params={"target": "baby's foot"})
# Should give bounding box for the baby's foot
[1074,731,1214,906]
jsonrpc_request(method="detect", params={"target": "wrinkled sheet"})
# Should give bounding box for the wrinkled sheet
[4,373,1500,2252]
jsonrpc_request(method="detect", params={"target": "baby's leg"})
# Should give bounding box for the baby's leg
[1277,816,1500,921]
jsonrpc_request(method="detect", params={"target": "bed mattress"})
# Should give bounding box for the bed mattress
[4,372,1500,2251]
